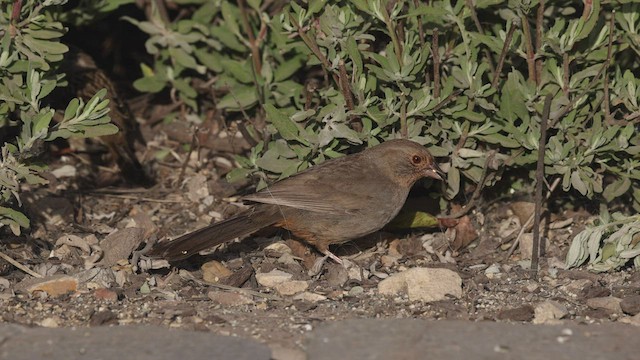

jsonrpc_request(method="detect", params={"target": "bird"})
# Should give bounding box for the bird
[49,45,153,186]
[149,139,444,263]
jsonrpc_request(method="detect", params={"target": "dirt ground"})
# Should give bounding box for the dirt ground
[0,127,638,352]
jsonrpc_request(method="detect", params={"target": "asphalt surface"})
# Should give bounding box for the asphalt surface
[0,320,637,360]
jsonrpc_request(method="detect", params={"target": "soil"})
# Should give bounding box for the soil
[1,124,638,353]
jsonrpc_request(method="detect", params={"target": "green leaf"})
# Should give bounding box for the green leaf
[133,76,167,93]
[169,47,199,71]
[0,206,30,229]
[220,59,254,83]
[217,85,258,110]
[265,104,310,145]
[63,98,80,121]
[274,55,304,82]
[603,177,631,202]
[226,167,251,183]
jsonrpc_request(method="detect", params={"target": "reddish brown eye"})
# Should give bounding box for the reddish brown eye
[412,155,422,164]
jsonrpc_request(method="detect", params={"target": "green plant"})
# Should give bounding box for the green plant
[0,0,121,234]
[19,0,640,270]
[566,211,640,272]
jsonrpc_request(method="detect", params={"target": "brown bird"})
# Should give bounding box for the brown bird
[49,45,153,186]
[150,139,444,263]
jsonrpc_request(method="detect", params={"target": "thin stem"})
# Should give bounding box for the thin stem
[604,12,615,124]
[535,0,545,85]
[492,22,517,88]
[400,92,407,138]
[238,0,262,75]
[521,13,537,84]
[531,94,552,275]
[380,4,404,68]
[432,29,440,98]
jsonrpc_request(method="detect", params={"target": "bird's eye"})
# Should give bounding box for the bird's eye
[411,155,422,164]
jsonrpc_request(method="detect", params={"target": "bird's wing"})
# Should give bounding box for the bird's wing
[243,155,377,214]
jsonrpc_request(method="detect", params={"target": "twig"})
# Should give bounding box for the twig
[535,0,545,84]
[177,126,199,185]
[413,0,425,46]
[466,0,495,74]
[521,13,537,84]
[380,3,403,68]
[0,250,42,278]
[400,92,408,138]
[237,0,262,75]
[492,21,517,88]
[288,13,336,87]
[562,53,570,96]
[531,94,552,275]
[604,12,615,124]
[88,193,185,203]
[505,177,560,260]
[432,89,462,112]
[338,60,355,112]
[441,151,496,219]
[432,28,440,98]
[550,54,610,127]
[206,282,282,301]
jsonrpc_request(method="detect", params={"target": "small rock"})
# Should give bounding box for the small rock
[519,233,549,260]
[19,275,78,297]
[51,165,77,178]
[40,317,60,328]
[561,278,593,297]
[185,174,210,203]
[89,310,118,326]
[380,255,399,268]
[202,261,233,283]
[347,266,364,282]
[207,291,254,306]
[255,269,293,288]
[276,253,298,265]
[378,267,462,302]
[94,288,118,302]
[484,264,501,279]
[586,297,622,314]
[293,292,327,302]
[619,312,640,326]
[75,268,117,289]
[581,285,611,299]
[533,300,568,324]
[274,280,308,296]
[264,242,293,257]
[348,286,364,297]
[621,295,640,315]
[325,264,348,288]
[497,305,535,322]
[99,228,145,266]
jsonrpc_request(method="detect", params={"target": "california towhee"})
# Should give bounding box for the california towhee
[150,139,443,263]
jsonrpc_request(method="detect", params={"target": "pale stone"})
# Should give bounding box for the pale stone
[533,300,568,324]
[255,269,293,288]
[274,280,309,296]
[378,267,462,302]
[586,297,622,313]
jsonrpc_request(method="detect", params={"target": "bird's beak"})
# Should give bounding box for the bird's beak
[425,163,445,181]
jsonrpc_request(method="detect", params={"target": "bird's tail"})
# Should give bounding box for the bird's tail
[149,205,281,261]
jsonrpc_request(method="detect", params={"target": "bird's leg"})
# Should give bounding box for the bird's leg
[321,249,343,265]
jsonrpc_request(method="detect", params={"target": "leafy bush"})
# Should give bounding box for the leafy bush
[3,0,640,271]
[0,0,121,234]
[128,0,640,269]
[566,211,640,272]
